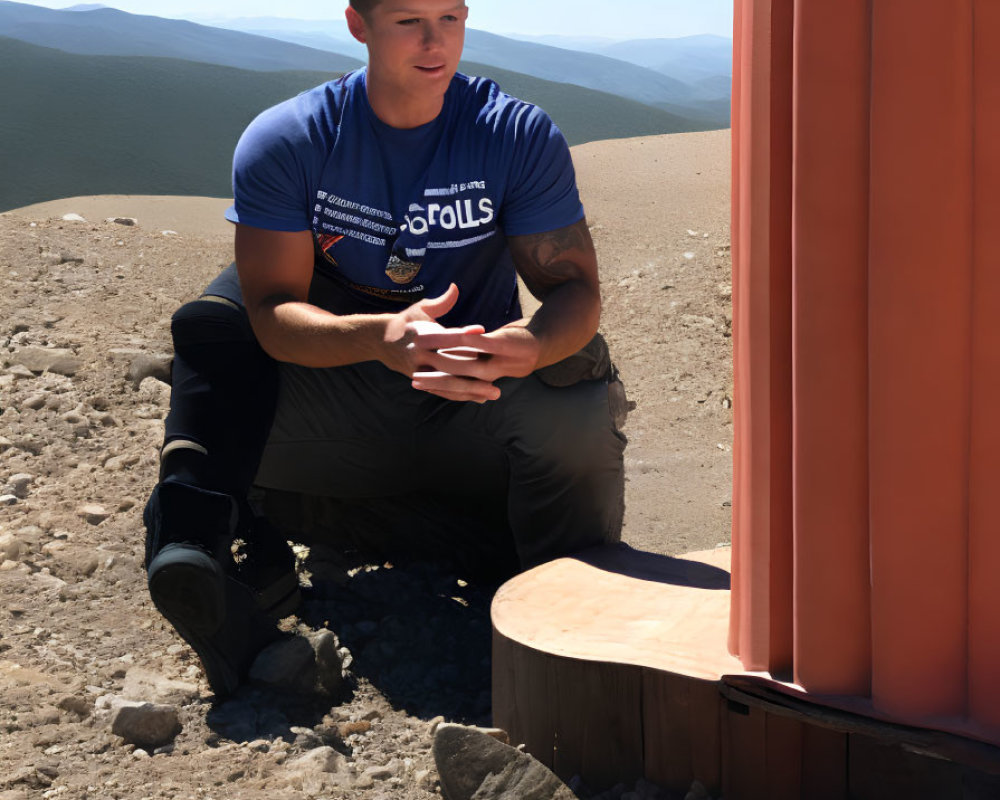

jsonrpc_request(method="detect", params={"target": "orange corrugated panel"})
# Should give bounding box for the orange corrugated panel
[868,0,973,719]
[767,0,795,676]
[729,0,795,674]
[790,0,871,695]
[967,0,1000,733]
[729,0,747,661]
[731,0,765,668]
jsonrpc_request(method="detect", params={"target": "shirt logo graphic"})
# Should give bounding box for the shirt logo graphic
[400,198,494,236]
[316,233,345,266]
[385,252,422,284]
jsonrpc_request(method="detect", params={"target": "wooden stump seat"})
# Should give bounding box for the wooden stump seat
[490,545,1000,799]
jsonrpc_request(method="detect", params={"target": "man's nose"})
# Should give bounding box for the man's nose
[421,21,443,48]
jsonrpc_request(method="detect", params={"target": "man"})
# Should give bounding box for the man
[143,0,627,697]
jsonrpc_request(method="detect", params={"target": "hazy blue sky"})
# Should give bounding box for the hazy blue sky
[21,0,734,39]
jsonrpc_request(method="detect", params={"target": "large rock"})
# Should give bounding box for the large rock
[11,347,81,377]
[249,630,346,695]
[433,724,575,800]
[249,636,316,693]
[109,698,181,749]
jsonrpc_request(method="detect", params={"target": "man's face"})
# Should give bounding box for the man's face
[349,0,469,105]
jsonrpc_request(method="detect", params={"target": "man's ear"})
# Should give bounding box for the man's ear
[345,6,368,44]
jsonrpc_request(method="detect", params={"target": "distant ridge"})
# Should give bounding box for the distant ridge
[0,37,712,211]
[0,0,364,73]
[199,13,729,122]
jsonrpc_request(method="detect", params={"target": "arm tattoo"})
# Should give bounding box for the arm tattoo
[508,218,595,299]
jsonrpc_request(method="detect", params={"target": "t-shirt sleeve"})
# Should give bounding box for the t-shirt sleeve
[224,105,314,232]
[500,105,585,237]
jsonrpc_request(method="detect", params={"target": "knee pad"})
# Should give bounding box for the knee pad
[171,296,254,349]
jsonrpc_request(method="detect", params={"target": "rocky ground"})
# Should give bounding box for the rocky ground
[0,132,733,799]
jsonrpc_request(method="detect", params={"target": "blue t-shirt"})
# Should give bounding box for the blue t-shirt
[226,69,585,331]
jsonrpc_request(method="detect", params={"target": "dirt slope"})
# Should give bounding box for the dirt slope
[0,129,732,800]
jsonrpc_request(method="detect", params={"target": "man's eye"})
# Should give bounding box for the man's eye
[398,18,420,25]
[442,15,458,21]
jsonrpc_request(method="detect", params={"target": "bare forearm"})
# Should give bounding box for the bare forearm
[507,218,602,370]
[249,298,391,368]
[515,278,601,369]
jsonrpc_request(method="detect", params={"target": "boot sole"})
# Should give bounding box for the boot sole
[148,544,297,697]
[148,544,226,634]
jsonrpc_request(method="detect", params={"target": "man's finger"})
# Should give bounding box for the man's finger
[411,329,491,351]
[417,350,501,382]
[412,370,501,402]
[415,283,460,320]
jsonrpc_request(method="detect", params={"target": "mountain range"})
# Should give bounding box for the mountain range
[0,0,732,210]
[195,13,731,120]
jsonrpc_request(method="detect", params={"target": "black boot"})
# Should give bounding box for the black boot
[143,482,300,697]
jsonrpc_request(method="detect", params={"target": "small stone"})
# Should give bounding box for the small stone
[361,765,394,781]
[21,394,47,411]
[109,698,182,749]
[284,747,351,791]
[7,364,35,378]
[53,551,97,582]
[338,720,372,737]
[108,217,137,226]
[103,453,139,472]
[57,694,92,717]
[12,346,82,376]
[77,504,109,525]
[309,629,346,695]
[28,571,67,595]
[122,668,200,706]
[61,213,86,222]
[0,533,26,561]
[7,474,34,499]
[0,495,18,506]
[127,354,172,388]
[137,377,171,407]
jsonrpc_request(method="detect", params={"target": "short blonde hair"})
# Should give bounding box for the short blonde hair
[349,0,380,18]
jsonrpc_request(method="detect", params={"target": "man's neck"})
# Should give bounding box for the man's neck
[365,74,446,129]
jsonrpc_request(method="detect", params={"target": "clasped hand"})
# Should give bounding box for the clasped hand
[382,284,540,403]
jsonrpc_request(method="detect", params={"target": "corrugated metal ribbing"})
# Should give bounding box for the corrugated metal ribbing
[968,0,1000,735]
[731,0,1000,738]
[729,0,795,675]
[790,0,871,696]
[868,0,973,720]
